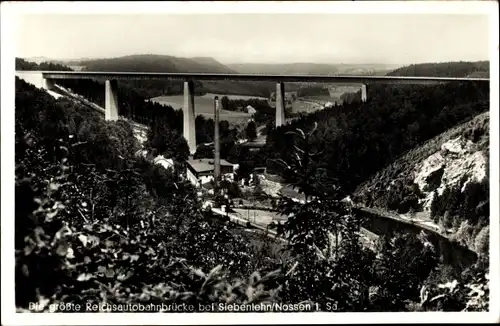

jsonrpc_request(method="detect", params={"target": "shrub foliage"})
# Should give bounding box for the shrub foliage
[14,76,489,312]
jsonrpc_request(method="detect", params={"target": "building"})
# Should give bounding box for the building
[185,158,235,187]
[153,155,175,170]
[246,105,257,115]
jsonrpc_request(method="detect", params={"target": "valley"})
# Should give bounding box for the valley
[13,56,492,314]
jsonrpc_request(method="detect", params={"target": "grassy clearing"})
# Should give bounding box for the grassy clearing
[151,95,252,124]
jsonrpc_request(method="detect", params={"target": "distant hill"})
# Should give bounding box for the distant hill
[78,54,237,74]
[190,57,238,74]
[467,71,490,78]
[16,58,73,71]
[22,56,53,64]
[227,62,399,75]
[227,63,340,75]
[59,54,273,98]
[387,61,489,78]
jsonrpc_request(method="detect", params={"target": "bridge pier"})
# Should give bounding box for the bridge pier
[105,80,119,121]
[361,83,367,102]
[42,78,55,91]
[275,82,285,127]
[183,80,197,155]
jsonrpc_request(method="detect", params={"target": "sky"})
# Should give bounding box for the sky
[15,13,490,65]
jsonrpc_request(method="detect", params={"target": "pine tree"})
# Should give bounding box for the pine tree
[246,120,257,141]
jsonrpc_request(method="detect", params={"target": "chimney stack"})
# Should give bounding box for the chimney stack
[214,96,221,188]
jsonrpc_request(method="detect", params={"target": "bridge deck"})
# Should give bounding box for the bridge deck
[34,71,490,85]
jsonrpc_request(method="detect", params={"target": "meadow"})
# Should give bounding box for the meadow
[151,93,262,123]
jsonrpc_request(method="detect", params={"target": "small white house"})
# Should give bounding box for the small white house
[246,105,257,115]
[185,158,235,187]
[153,155,175,171]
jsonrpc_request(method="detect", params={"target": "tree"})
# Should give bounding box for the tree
[14,78,284,310]
[146,117,189,163]
[14,69,490,312]
[272,123,376,311]
[372,233,438,311]
[261,77,488,197]
[246,120,257,141]
[221,96,230,111]
[16,58,73,71]
[235,147,253,182]
[474,226,489,257]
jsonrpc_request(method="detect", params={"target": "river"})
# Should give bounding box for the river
[358,208,478,272]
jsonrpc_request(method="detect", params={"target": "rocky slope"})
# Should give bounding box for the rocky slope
[354,112,489,252]
[355,112,489,206]
[413,133,488,211]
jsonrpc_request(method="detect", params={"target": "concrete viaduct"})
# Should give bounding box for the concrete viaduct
[21,70,490,154]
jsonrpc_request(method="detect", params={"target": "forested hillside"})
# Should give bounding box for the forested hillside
[16,56,276,98]
[15,57,259,163]
[355,112,489,254]
[14,76,489,312]
[261,81,489,195]
[77,54,275,98]
[15,77,282,310]
[80,54,237,73]
[16,58,73,71]
[387,61,489,77]
[249,62,491,256]
[54,77,242,158]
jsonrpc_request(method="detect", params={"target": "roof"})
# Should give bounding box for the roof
[246,106,257,114]
[240,142,266,148]
[186,158,234,173]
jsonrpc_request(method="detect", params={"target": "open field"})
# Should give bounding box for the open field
[152,92,327,122]
[203,92,268,101]
[291,99,326,114]
[302,95,335,102]
[233,208,286,226]
[151,94,255,123]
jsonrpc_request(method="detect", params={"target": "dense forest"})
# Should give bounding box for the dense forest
[260,81,489,195]
[16,58,73,71]
[430,177,489,253]
[296,86,330,98]
[80,54,238,73]
[15,77,489,312]
[16,56,276,98]
[15,57,245,164]
[14,77,282,309]
[51,77,248,162]
[16,58,490,193]
[352,108,490,255]
[78,55,275,98]
[340,90,362,104]
[14,58,491,312]
[387,61,489,78]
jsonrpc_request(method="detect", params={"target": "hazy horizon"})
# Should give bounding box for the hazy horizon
[16,14,490,65]
[19,53,489,68]
[19,54,415,66]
